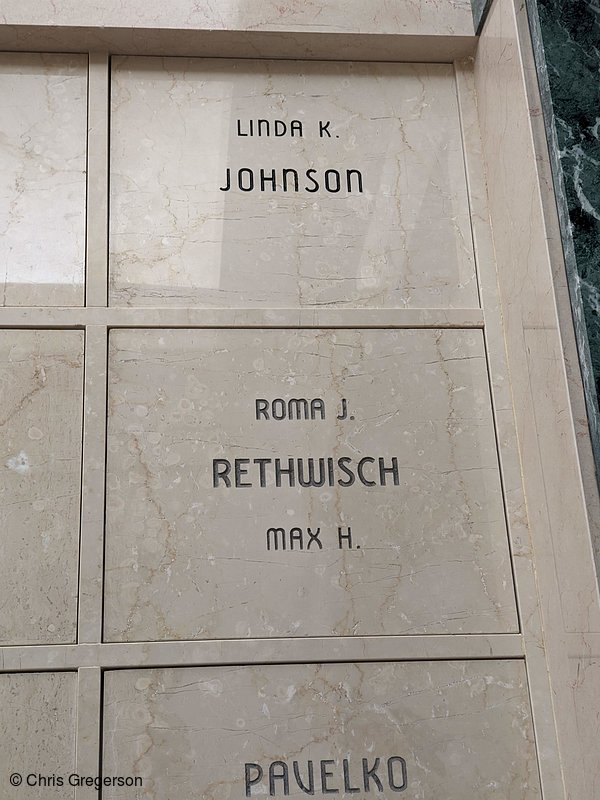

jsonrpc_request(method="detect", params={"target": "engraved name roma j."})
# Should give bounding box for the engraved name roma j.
[254,397,350,420]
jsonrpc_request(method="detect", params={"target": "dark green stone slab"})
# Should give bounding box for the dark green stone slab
[525,0,600,481]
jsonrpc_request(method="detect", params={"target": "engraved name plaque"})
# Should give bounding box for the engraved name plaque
[109,59,477,309]
[102,661,541,799]
[104,328,516,641]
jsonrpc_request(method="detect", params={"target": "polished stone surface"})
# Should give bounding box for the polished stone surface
[109,59,477,309]
[527,0,600,480]
[0,3,596,797]
[104,328,516,642]
[0,672,77,798]
[0,54,87,306]
[1,0,474,37]
[474,2,600,794]
[102,660,541,799]
[0,331,84,644]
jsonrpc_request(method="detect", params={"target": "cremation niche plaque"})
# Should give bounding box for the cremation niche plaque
[104,328,516,641]
[109,58,477,308]
[102,661,541,799]
[0,330,84,645]
[0,672,77,800]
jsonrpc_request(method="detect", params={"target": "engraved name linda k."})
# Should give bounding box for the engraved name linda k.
[220,118,363,194]
[235,117,330,138]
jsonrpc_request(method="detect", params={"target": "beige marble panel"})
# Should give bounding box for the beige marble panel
[0,672,77,798]
[109,59,477,309]
[455,60,564,794]
[569,654,600,800]
[474,0,600,795]
[0,31,476,65]
[0,330,84,644]
[0,0,474,37]
[0,54,87,306]
[104,328,516,641]
[102,661,540,799]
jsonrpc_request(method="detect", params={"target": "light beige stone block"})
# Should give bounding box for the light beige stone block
[0,0,474,37]
[0,672,77,798]
[0,54,87,306]
[0,330,84,644]
[104,328,516,641]
[109,59,477,309]
[102,661,541,799]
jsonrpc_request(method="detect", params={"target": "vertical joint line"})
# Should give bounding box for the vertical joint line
[78,325,109,644]
[75,667,102,800]
[86,53,110,307]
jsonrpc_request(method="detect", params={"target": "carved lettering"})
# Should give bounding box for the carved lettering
[219,167,364,194]
[213,457,399,489]
[236,118,304,138]
[255,398,326,420]
[266,527,323,552]
[244,757,407,796]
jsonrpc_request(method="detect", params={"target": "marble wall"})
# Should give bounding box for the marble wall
[0,42,547,798]
[1,4,598,795]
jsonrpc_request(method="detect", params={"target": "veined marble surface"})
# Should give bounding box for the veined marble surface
[0,0,474,36]
[104,328,516,642]
[531,0,600,480]
[102,661,541,799]
[0,331,84,644]
[0,672,77,799]
[109,59,477,309]
[0,54,87,306]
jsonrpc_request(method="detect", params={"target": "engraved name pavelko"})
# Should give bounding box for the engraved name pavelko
[219,118,364,194]
[244,757,408,796]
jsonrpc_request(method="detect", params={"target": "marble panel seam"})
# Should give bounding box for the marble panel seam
[0,635,526,672]
[85,53,109,307]
[0,309,486,327]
